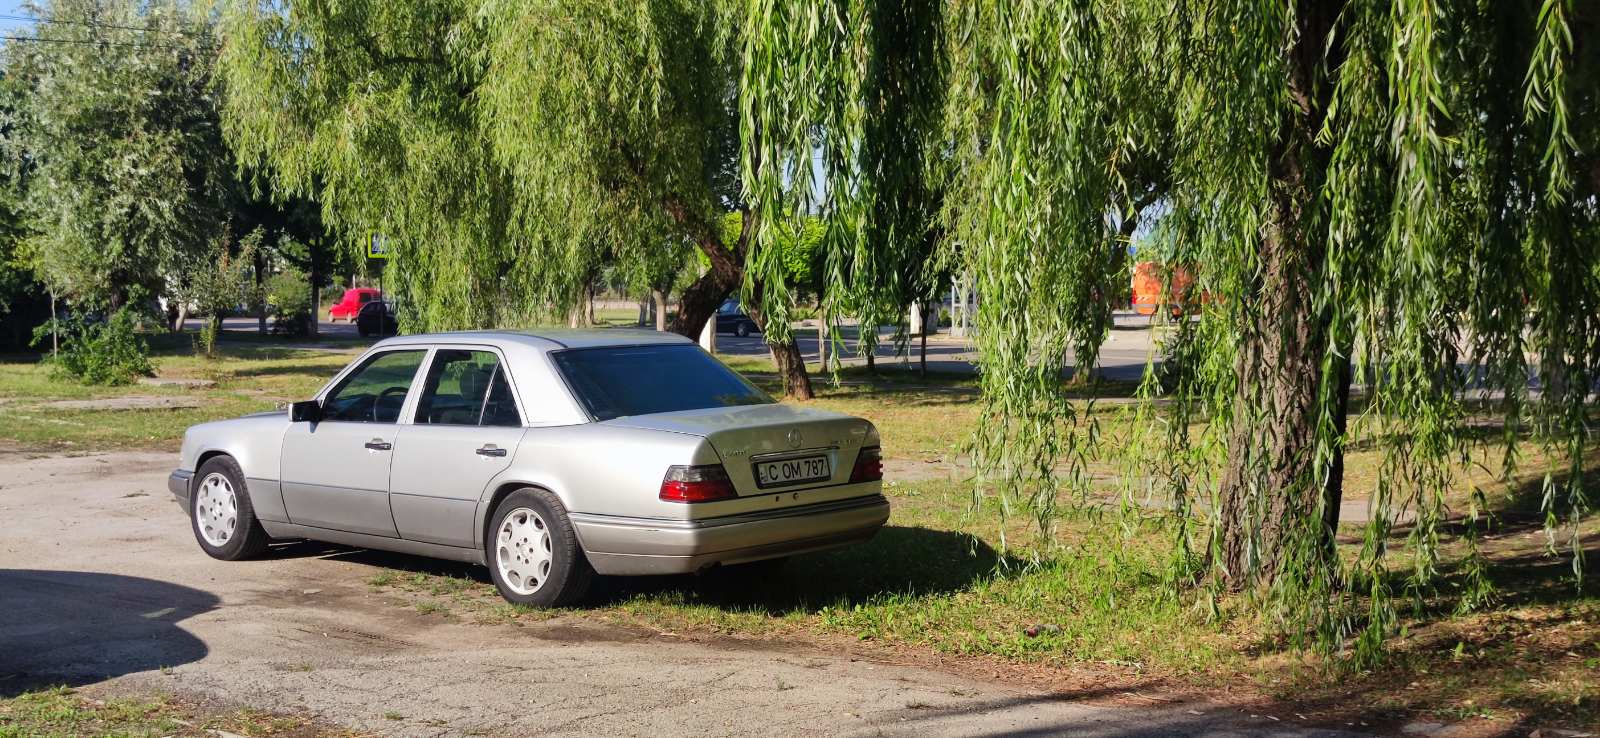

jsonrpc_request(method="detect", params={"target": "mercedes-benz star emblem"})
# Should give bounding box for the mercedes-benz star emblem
[786,428,803,449]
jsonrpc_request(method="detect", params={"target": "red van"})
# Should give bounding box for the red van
[328,288,383,323]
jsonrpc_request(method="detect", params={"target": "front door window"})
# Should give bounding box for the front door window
[322,350,426,423]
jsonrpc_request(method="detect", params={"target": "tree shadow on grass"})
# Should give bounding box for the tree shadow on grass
[0,570,217,698]
[590,525,1027,616]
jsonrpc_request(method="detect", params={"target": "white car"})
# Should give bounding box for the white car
[168,330,888,606]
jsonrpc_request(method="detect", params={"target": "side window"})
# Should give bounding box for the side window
[480,371,521,427]
[415,350,524,427]
[322,350,426,423]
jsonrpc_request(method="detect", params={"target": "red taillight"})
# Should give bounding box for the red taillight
[850,446,883,483]
[659,464,737,503]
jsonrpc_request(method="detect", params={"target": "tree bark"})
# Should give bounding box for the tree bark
[769,338,814,399]
[308,271,321,338]
[255,253,268,334]
[652,288,667,331]
[1214,0,1345,590]
[817,308,829,371]
[660,199,816,400]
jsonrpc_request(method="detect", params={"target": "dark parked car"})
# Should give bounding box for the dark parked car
[715,300,760,337]
[357,301,398,337]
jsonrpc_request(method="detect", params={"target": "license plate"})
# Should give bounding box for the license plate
[753,455,831,489]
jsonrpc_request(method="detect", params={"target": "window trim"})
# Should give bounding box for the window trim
[315,348,431,425]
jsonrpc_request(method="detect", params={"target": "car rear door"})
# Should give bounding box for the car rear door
[389,347,526,548]
[280,348,428,537]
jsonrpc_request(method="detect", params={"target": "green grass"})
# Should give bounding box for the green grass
[597,484,1233,673]
[0,332,356,450]
[0,686,361,737]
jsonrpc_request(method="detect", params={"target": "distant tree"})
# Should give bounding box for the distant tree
[5,0,232,314]
[216,0,822,397]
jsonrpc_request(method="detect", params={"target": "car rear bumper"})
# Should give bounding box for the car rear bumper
[168,469,193,509]
[571,494,890,575]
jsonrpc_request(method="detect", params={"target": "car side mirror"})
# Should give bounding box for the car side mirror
[289,399,323,423]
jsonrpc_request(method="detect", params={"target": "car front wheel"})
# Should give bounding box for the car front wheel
[486,488,593,607]
[190,455,270,561]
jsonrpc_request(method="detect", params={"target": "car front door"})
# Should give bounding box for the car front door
[280,349,428,537]
[389,348,526,548]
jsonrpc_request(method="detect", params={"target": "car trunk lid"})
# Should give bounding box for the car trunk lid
[603,404,873,496]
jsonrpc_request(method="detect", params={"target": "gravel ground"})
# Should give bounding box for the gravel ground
[0,448,1364,738]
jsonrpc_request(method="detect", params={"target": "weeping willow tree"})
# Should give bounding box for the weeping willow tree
[215,0,819,397]
[744,0,1598,659]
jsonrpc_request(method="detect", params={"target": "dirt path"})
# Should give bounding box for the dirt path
[0,449,1363,737]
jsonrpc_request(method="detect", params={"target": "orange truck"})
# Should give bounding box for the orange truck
[1131,261,1199,316]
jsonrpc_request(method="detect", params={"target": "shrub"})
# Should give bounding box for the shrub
[266,270,312,337]
[32,309,155,385]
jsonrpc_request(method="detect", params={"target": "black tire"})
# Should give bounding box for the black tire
[486,488,594,607]
[190,455,270,561]
[735,321,751,338]
[357,323,370,337]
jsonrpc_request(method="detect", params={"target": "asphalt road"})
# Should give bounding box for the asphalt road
[193,311,1167,382]
[0,448,1365,737]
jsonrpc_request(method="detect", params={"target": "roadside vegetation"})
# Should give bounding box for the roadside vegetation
[0,686,364,738]
[1,332,1597,730]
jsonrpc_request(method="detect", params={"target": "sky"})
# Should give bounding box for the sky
[0,2,35,37]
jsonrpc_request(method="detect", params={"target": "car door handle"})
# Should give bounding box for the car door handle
[365,439,393,451]
[475,445,508,458]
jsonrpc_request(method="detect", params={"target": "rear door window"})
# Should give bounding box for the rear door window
[414,350,523,427]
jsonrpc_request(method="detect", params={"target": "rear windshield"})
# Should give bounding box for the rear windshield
[552,344,772,421]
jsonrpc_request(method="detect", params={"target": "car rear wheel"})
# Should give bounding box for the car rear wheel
[486,488,593,607]
[190,455,270,561]
[735,321,751,337]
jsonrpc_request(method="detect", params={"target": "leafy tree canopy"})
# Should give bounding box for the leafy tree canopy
[741,0,1599,662]
[5,0,231,311]
[217,0,744,329]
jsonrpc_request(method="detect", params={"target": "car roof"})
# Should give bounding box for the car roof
[371,329,695,353]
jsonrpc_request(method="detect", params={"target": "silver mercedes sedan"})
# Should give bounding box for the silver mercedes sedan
[168,330,888,606]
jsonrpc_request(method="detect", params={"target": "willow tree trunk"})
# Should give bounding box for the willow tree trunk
[255,254,268,334]
[1213,0,1345,590]
[745,303,815,400]
[652,289,667,331]
[308,277,321,338]
[672,264,815,399]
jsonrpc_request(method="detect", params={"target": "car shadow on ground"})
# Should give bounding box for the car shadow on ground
[0,570,218,698]
[260,525,1018,617]
[595,524,1023,614]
